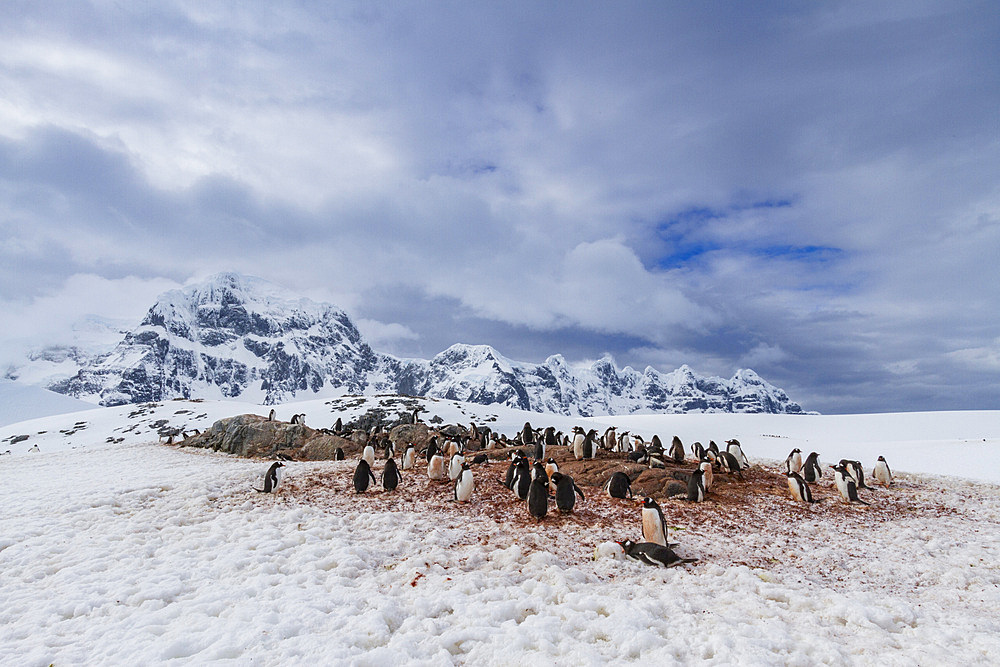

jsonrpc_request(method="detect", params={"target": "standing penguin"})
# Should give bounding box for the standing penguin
[605,471,633,499]
[832,464,869,505]
[334,447,345,461]
[427,452,446,481]
[686,468,706,502]
[640,496,669,547]
[353,459,377,493]
[618,539,697,568]
[669,436,685,464]
[503,453,522,489]
[527,476,548,521]
[841,460,870,489]
[425,436,439,462]
[512,458,532,500]
[783,448,803,474]
[571,427,586,459]
[448,453,465,481]
[699,460,714,493]
[255,461,285,493]
[551,472,585,513]
[521,422,535,446]
[726,439,750,468]
[454,462,474,502]
[533,434,546,461]
[802,452,822,483]
[382,458,402,491]
[402,443,416,470]
[531,460,549,484]
[582,429,598,459]
[719,451,744,479]
[691,441,706,461]
[362,445,376,469]
[267,408,276,421]
[873,456,893,487]
[786,471,816,503]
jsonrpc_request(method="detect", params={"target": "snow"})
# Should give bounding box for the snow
[2,397,1000,663]
[0,381,99,428]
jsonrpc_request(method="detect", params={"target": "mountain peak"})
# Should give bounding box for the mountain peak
[47,272,808,415]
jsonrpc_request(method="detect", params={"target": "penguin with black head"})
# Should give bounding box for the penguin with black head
[550,472,585,513]
[382,458,402,491]
[605,471,633,499]
[254,461,285,493]
[802,452,822,483]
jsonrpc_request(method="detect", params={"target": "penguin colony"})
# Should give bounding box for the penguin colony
[247,412,899,570]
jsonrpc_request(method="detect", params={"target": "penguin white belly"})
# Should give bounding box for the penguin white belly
[642,508,666,546]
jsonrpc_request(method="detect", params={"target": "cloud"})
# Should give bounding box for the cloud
[0,3,998,413]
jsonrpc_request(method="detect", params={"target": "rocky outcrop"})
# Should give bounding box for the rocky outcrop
[180,414,356,460]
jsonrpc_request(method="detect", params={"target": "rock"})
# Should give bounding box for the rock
[182,414,359,460]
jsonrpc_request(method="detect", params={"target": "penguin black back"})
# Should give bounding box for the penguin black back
[552,472,585,513]
[605,471,633,499]
[803,452,822,482]
[527,476,548,521]
[353,459,377,493]
[255,461,285,493]
[382,458,401,491]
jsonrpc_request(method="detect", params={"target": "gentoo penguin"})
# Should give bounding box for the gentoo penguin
[707,440,720,458]
[617,431,631,453]
[425,437,439,462]
[255,461,285,493]
[276,453,294,462]
[831,464,869,505]
[583,429,598,459]
[521,422,535,446]
[402,443,416,470]
[531,460,549,485]
[618,539,697,568]
[454,462,474,502]
[691,441,706,461]
[382,458,402,491]
[353,460,376,493]
[571,427,586,460]
[544,426,558,450]
[605,471,633,499]
[512,458,532,500]
[841,459,870,489]
[727,439,749,468]
[544,457,559,483]
[267,408,276,421]
[802,452,822,483]
[427,452,446,481]
[785,471,816,503]
[448,453,465,481]
[503,454,523,489]
[550,472,585,513]
[334,447,345,461]
[873,456,893,487]
[686,468,706,502]
[362,445,376,469]
[640,496,669,547]
[533,434,545,462]
[699,460,714,493]
[527,476,548,521]
[602,427,617,451]
[470,453,488,465]
[784,448,803,474]
[669,436,685,464]
[334,417,344,433]
[650,435,664,455]
[718,451,744,479]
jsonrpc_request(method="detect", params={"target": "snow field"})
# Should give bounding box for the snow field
[3,438,1000,665]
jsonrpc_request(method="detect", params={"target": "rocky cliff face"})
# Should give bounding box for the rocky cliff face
[50,272,808,415]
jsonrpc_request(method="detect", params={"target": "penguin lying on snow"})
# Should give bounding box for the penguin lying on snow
[254,461,285,493]
[617,539,697,568]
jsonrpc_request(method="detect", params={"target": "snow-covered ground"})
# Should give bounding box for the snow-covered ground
[2,396,999,664]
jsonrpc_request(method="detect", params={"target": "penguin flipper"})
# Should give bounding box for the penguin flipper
[575,484,586,501]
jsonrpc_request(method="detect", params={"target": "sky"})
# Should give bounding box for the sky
[1,1,998,414]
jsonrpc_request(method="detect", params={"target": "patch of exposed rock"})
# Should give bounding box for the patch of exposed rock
[180,414,359,460]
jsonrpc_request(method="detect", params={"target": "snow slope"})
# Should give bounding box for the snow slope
[1,399,999,664]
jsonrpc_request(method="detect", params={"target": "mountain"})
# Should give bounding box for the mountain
[48,272,808,415]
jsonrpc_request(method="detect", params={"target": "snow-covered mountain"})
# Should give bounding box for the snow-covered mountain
[48,272,807,415]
